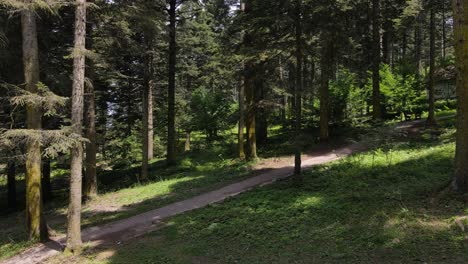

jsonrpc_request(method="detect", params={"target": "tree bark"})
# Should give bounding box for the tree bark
[84,71,97,198]
[245,68,257,160]
[66,0,86,253]
[167,0,177,165]
[294,0,303,177]
[142,42,155,180]
[84,18,97,199]
[7,161,16,209]
[278,57,288,128]
[382,30,392,65]
[442,0,447,59]
[238,2,246,160]
[415,11,424,79]
[21,7,47,241]
[453,0,468,192]
[255,77,267,145]
[238,69,246,160]
[243,1,257,160]
[371,0,382,120]
[185,131,191,152]
[427,1,437,125]
[97,87,108,158]
[320,37,332,142]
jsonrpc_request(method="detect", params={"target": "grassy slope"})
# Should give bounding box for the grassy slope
[0,144,253,260]
[64,124,468,263]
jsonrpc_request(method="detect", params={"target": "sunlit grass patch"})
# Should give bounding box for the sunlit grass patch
[89,140,466,264]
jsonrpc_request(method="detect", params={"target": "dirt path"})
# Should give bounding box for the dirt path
[2,119,431,264]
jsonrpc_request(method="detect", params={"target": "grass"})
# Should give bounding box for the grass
[51,122,468,264]
[1,123,321,260]
[0,143,255,260]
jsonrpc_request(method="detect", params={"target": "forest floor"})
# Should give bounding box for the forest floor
[0,120,359,261]
[44,115,467,264]
[2,114,467,264]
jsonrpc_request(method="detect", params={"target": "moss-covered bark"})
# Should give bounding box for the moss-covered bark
[21,7,47,241]
[453,0,468,192]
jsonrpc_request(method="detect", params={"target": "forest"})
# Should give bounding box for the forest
[0,0,468,263]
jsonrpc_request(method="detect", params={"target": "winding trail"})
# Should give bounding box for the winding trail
[3,118,436,264]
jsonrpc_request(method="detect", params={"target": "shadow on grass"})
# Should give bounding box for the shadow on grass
[101,144,466,264]
[0,142,257,260]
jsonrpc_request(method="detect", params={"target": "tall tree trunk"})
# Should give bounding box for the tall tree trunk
[167,0,177,165]
[66,0,86,253]
[97,87,108,158]
[238,1,246,160]
[415,12,424,79]
[7,161,16,209]
[84,72,97,198]
[371,0,382,120]
[427,1,437,125]
[320,37,332,142]
[142,43,155,180]
[238,70,246,160]
[42,159,52,202]
[289,63,296,128]
[442,0,447,59]
[255,77,268,145]
[294,0,303,177]
[243,1,257,160]
[402,29,407,61]
[382,30,392,65]
[84,18,97,199]
[21,7,47,241]
[185,131,191,152]
[245,68,257,160]
[279,57,287,128]
[453,0,468,192]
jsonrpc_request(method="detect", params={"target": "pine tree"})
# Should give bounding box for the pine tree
[293,0,303,177]
[21,3,47,241]
[372,0,382,120]
[66,0,87,253]
[453,0,468,192]
[167,0,177,165]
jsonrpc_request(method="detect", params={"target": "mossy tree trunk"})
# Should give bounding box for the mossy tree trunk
[453,0,468,192]
[66,0,86,253]
[21,7,47,241]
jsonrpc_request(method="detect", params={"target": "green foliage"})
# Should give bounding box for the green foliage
[363,64,427,119]
[9,82,67,117]
[190,87,234,140]
[330,67,359,121]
